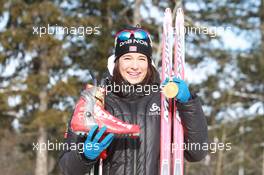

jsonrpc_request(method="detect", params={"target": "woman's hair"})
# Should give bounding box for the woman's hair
[112,58,158,85]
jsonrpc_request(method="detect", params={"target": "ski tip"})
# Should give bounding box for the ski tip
[164,8,172,23]
[177,8,184,15]
[175,7,184,27]
[165,8,171,13]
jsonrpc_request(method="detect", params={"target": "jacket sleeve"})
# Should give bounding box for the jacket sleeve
[177,93,208,162]
[58,129,98,175]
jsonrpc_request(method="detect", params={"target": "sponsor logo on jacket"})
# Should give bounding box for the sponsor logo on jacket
[148,103,160,116]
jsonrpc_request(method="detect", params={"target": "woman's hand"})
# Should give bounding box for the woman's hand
[83,125,114,160]
[172,77,191,103]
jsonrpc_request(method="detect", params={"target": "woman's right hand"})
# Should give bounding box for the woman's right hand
[83,125,114,160]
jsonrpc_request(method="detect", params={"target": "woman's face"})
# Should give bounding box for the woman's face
[118,53,148,84]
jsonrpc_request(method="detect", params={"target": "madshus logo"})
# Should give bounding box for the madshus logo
[148,103,160,116]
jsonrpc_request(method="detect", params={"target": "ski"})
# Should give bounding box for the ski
[160,8,173,175]
[172,8,185,175]
[161,7,185,175]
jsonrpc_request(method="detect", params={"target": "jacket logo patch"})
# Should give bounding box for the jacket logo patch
[149,103,160,116]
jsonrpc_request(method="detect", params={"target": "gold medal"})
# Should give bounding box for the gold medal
[162,82,178,98]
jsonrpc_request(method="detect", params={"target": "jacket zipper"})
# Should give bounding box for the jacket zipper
[130,103,137,175]
[134,143,137,175]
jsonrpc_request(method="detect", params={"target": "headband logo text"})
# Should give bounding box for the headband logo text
[119,39,148,47]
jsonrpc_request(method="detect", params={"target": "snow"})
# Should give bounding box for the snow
[248,102,264,115]
[212,91,221,99]
[216,102,264,122]
[66,65,91,82]
[140,0,164,24]
[185,2,202,12]
[218,59,246,90]
[0,11,9,32]
[221,29,253,50]
[12,118,20,132]
[8,96,21,107]
[202,105,213,116]
[185,57,220,84]
[1,56,21,77]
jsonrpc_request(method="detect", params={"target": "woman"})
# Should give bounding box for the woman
[59,27,208,175]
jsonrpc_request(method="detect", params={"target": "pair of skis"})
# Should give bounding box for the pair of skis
[160,8,185,175]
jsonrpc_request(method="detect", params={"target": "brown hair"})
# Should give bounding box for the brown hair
[112,58,158,85]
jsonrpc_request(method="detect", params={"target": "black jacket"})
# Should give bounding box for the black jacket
[59,81,208,175]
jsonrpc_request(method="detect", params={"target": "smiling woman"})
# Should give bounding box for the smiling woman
[59,26,208,175]
[112,52,157,85]
[118,53,148,84]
